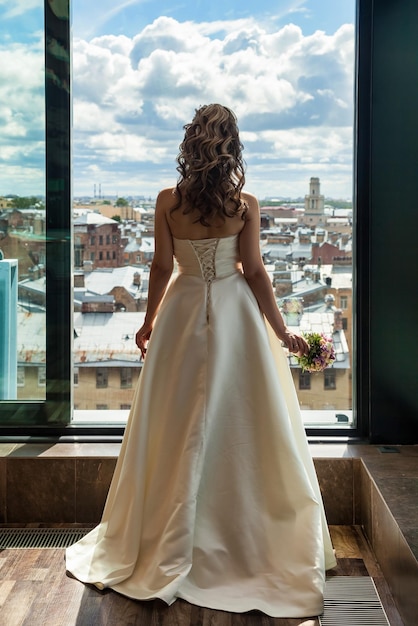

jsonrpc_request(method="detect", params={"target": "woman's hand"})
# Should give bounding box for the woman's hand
[280,329,309,356]
[135,322,153,359]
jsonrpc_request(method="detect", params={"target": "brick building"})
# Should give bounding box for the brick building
[74,212,123,269]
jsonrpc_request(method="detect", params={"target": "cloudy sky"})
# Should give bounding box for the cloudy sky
[0,0,355,200]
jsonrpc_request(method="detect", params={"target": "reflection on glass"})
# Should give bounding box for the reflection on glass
[72,1,355,427]
[0,3,46,403]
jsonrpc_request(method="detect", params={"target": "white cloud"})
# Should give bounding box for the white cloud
[0,38,45,195]
[0,15,355,199]
[0,0,41,19]
[71,16,354,198]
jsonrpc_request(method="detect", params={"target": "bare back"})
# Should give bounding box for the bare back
[159,187,247,240]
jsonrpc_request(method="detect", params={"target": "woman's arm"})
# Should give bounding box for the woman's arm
[135,190,174,358]
[239,193,308,355]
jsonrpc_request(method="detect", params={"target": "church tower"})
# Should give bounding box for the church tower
[303,177,325,227]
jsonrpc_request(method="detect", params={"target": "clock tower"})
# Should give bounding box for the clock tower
[303,177,325,227]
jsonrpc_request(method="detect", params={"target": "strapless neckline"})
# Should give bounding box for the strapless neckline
[172,233,240,243]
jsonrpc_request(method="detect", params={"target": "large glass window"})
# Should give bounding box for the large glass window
[0,0,358,435]
[0,1,46,403]
[71,1,355,429]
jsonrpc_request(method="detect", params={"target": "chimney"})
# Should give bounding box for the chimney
[74,273,85,288]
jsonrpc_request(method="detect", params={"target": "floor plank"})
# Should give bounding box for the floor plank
[329,525,362,559]
[0,526,403,626]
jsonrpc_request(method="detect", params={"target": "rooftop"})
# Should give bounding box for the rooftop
[83,266,149,298]
[73,212,118,226]
[74,311,145,366]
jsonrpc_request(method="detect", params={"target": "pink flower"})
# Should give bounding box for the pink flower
[295,332,336,373]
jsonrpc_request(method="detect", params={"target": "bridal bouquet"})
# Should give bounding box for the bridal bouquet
[296,332,336,373]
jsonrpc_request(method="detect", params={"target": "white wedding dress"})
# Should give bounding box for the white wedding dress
[66,234,336,618]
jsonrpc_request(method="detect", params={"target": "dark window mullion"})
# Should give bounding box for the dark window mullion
[44,0,71,424]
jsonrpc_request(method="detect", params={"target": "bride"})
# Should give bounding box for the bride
[66,103,336,618]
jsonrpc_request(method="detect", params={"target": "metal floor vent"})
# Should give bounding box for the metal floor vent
[320,576,390,625]
[0,527,91,549]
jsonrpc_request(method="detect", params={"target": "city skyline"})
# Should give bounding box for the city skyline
[0,1,355,199]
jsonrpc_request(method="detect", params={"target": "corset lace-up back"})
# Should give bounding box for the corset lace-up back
[173,234,241,322]
[190,238,219,284]
[190,239,218,321]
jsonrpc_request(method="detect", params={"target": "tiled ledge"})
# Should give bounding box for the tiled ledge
[1,442,417,624]
[0,442,417,530]
[0,441,358,524]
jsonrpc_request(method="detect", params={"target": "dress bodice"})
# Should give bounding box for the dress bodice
[173,234,241,281]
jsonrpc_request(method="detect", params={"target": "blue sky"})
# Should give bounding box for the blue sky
[0,0,355,199]
[73,0,355,40]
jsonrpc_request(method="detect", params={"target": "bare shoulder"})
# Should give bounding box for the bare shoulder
[241,191,260,216]
[156,187,177,208]
[154,188,177,226]
[241,191,258,203]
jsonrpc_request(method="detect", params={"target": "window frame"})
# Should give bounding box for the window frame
[0,0,372,442]
[17,367,25,388]
[96,368,109,389]
[324,370,337,391]
[38,367,47,388]
[120,368,133,389]
[299,371,311,391]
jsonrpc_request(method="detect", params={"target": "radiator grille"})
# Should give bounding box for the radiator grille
[320,576,390,625]
[0,527,91,549]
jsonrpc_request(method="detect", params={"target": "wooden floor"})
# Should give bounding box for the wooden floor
[0,526,404,626]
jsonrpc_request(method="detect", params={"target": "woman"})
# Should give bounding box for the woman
[66,104,336,618]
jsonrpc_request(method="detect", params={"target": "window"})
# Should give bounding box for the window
[299,372,311,390]
[0,0,366,438]
[0,0,46,406]
[17,367,25,387]
[324,370,336,390]
[69,0,355,429]
[120,404,131,410]
[0,0,360,438]
[96,404,108,410]
[96,368,108,388]
[74,367,79,386]
[120,368,132,389]
[38,367,46,387]
[340,296,348,309]
[2,0,416,442]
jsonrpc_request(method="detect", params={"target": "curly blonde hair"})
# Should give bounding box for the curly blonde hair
[172,104,247,226]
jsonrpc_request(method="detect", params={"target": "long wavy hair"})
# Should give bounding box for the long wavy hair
[172,104,247,225]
